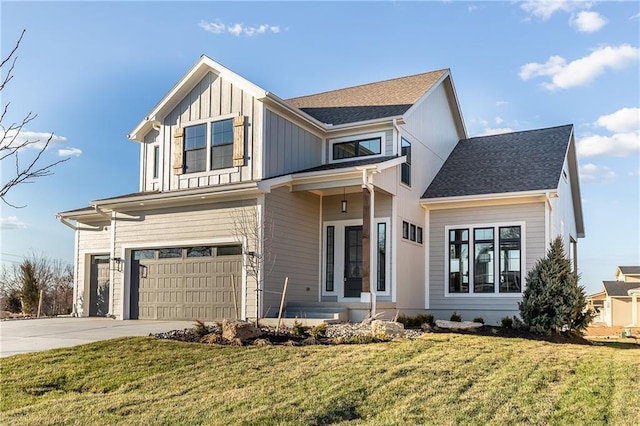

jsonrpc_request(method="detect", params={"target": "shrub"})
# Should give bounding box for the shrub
[519,237,595,335]
[396,313,434,328]
[310,323,327,339]
[501,316,513,328]
[473,317,485,324]
[450,312,462,322]
[20,261,39,316]
[291,320,310,337]
[194,320,210,338]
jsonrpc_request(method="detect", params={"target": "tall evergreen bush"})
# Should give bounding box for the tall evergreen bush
[20,261,39,315]
[519,237,593,334]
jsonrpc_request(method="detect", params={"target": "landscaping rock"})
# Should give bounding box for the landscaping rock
[253,338,272,346]
[435,320,483,330]
[371,320,405,339]
[222,320,262,343]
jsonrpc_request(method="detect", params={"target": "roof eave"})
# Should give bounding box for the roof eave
[420,189,557,207]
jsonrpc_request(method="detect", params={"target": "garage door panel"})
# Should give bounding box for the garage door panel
[132,249,241,321]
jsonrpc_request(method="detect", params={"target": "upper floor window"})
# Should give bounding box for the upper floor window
[184,124,207,173]
[153,145,160,179]
[182,118,235,174]
[401,137,411,186]
[333,137,381,160]
[211,119,234,170]
[447,224,522,295]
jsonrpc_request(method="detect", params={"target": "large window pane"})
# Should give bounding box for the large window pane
[212,144,233,170]
[333,141,357,159]
[499,226,521,293]
[325,226,335,292]
[212,119,233,146]
[449,229,469,293]
[133,250,155,260]
[332,138,381,160]
[358,138,380,156]
[211,119,233,169]
[474,228,494,293]
[377,223,386,292]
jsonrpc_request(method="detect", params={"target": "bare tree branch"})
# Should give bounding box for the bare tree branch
[0,29,69,207]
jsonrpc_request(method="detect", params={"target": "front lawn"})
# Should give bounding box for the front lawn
[1,334,638,425]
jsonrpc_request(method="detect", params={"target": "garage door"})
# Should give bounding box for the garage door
[130,245,242,321]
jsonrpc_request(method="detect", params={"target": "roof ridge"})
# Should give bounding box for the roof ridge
[465,124,574,142]
[286,68,449,101]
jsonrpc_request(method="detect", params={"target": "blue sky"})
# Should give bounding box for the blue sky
[1,1,638,295]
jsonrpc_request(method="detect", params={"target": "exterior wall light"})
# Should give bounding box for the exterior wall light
[341,188,347,213]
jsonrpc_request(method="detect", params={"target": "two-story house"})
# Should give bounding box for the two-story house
[58,55,584,325]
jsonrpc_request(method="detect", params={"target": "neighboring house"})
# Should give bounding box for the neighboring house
[57,55,584,325]
[588,266,640,326]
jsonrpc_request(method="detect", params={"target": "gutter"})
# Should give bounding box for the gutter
[56,215,103,231]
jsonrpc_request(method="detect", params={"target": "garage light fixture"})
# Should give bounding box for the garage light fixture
[111,257,123,272]
[341,187,347,213]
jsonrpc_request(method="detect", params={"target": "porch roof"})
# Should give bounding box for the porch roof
[603,281,640,297]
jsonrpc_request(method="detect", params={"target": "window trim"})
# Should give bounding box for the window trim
[329,131,386,164]
[178,113,239,177]
[321,218,391,298]
[400,137,411,187]
[444,222,525,297]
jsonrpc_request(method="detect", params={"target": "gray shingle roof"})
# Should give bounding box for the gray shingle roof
[422,125,573,199]
[618,266,640,275]
[286,70,447,125]
[603,281,640,297]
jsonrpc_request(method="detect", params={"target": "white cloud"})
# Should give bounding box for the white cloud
[0,216,27,230]
[579,163,616,182]
[521,0,589,20]
[495,100,508,106]
[577,132,640,157]
[468,4,486,13]
[1,129,68,150]
[519,44,640,90]
[199,20,281,37]
[495,116,504,125]
[570,11,607,32]
[479,127,514,136]
[631,13,640,20]
[58,147,82,157]
[595,107,640,133]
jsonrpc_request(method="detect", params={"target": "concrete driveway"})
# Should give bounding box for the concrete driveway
[0,317,194,357]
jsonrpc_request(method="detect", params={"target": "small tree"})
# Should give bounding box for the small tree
[519,237,594,334]
[20,260,39,315]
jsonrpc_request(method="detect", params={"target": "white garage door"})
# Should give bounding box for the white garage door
[130,245,242,321]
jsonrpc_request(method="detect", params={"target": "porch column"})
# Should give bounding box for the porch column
[362,187,370,294]
[631,290,639,327]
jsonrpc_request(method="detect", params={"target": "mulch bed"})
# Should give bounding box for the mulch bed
[153,322,595,346]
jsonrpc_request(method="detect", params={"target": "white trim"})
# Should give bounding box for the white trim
[328,131,386,164]
[72,228,80,316]
[424,209,430,309]
[317,195,324,303]
[257,193,265,320]
[321,217,392,301]
[108,212,116,317]
[119,237,244,320]
[139,143,145,192]
[444,221,526,298]
[421,190,555,207]
[391,195,397,303]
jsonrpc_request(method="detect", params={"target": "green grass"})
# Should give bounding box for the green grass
[1,334,638,425]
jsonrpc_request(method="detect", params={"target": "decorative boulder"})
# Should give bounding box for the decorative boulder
[435,320,483,330]
[222,319,262,342]
[371,320,405,339]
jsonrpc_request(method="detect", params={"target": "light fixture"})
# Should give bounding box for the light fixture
[341,187,348,213]
[111,257,123,272]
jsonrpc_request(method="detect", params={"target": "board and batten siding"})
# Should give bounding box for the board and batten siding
[428,202,546,324]
[146,72,262,192]
[263,187,321,314]
[263,109,322,178]
[400,82,461,191]
[76,225,111,317]
[109,200,258,319]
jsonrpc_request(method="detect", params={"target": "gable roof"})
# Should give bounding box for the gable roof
[422,125,573,199]
[618,266,640,275]
[286,70,448,125]
[602,281,640,297]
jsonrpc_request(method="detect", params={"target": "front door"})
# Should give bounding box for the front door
[344,226,363,298]
[89,255,110,316]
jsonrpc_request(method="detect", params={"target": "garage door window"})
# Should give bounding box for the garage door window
[158,248,182,259]
[217,245,242,256]
[133,250,155,260]
[187,247,212,257]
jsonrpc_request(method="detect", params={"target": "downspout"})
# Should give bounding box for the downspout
[362,169,376,316]
[108,211,117,318]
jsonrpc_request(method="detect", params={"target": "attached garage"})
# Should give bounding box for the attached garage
[129,245,243,321]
